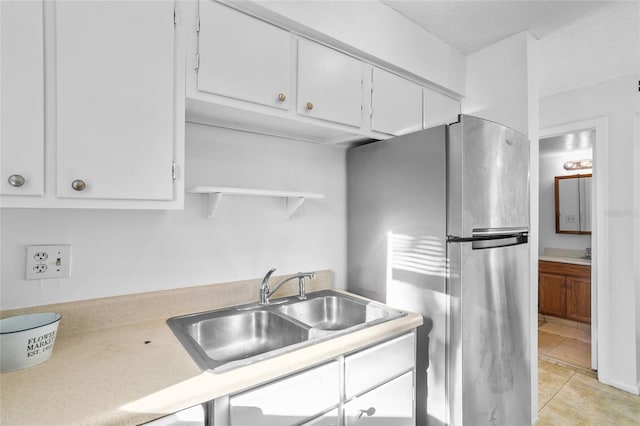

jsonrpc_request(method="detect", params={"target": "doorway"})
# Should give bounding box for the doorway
[539,117,608,372]
[538,129,593,370]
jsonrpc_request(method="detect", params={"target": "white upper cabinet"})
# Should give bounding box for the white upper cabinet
[183,2,460,144]
[55,1,178,201]
[197,1,291,110]
[370,68,423,136]
[297,39,363,128]
[1,0,45,196]
[423,87,460,129]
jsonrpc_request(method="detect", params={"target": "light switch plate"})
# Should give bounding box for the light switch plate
[25,245,72,280]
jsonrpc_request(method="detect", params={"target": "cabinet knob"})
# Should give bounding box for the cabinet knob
[278,93,286,102]
[306,102,314,111]
[71,179,86,191]
[358,407,376,418]
[7,174,26,187]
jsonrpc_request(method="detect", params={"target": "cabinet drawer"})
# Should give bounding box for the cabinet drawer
[230,360,339,426]
[344,371,414,425]
[345,333,415,399]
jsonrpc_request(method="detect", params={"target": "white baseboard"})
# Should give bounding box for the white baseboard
[598,375,640,395]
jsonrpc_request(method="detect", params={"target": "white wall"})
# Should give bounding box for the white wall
[538,150,592,254]
[540,74,639,394]
[462,32,537,137]
[0,124,347,309]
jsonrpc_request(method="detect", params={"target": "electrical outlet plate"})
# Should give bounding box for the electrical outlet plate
[25,245,72,280]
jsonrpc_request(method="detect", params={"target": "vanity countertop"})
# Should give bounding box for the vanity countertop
[539,255,591,266]
[0,273,422,425]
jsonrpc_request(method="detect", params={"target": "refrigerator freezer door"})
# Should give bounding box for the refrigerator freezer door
[448,115,530,238]
[448,240,531,426]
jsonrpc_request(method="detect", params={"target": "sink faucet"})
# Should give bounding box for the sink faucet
[259,268,316,305]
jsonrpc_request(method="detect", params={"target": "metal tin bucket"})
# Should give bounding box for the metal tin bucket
[0,312,61,372]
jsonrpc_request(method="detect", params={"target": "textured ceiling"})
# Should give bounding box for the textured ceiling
[381,0,618,54]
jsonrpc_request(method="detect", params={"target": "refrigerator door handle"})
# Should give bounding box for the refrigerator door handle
[470,234,528,250]
[447,227,528,249]
[471,227,529,238]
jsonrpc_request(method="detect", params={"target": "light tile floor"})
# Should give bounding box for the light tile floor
[537,359,640,425]
[537,317,640,424]
[539,321,591,369]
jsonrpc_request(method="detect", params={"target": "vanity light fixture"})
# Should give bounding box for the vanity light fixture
[563,159,592,171]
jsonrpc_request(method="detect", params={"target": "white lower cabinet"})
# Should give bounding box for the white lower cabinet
[229,361,340,426]
[344,372,414,426]
[189,331,416,426]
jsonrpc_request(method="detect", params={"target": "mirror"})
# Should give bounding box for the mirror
[555,174,592,234]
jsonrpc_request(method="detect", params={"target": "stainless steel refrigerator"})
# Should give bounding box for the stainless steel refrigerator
[347,115,531,425]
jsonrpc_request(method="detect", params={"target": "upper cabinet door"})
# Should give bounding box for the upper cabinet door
[423,88,460,129]
[197,0,291,110]
[1,0,44,196]
[297,39,363,128]
[370,68,423,136]
[55,1,176,201]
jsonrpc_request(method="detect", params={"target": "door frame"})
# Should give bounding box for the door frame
[539,116,608,371]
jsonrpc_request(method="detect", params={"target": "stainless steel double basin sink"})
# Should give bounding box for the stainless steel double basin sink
[167,290,405,373]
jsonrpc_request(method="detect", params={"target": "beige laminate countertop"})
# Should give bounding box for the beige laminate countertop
[0,273,422,426]
[539,255,591,266]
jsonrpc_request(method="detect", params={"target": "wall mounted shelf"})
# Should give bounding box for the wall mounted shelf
[187,186,325,219]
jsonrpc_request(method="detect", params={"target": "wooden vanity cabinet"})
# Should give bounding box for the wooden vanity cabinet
[538,272,566,318]
[565,277,591,323]
[538,261,591,323]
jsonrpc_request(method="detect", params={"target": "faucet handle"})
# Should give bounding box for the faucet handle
[298,271,316,280]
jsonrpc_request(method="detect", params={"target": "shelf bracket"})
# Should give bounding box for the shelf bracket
[283,196,306,220]
[206,192,223,219]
